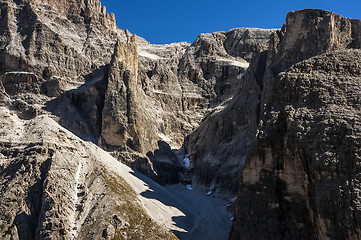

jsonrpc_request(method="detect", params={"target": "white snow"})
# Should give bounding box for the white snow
[86,75,104,85]
[70,162,82,239]
[5,71,33,75]
[138,50,162,60]
[218,58,250,68]
[158,133,171,143]
[183,157,191,169]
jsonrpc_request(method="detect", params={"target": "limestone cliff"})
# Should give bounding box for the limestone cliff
[96,28,274,184]
[4,0,361,239]
[229,9,361,239]
[188,9,361,193]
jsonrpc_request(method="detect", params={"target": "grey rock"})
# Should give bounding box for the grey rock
[188,9,361,193]
[229,9,361,240]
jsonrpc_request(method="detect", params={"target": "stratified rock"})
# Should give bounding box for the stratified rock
[188,9,361,193]
[229,9,361,240]
[100,35,158,154]
[231,49,361,240]
[224,28,275,61]
[0,0,125,96]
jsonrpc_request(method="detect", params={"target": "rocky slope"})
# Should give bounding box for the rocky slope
[0,106,178,239]
[228,9,361,239]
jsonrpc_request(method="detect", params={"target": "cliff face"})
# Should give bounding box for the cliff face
[188,9,361,193]
[229,9,361,239]
[3,0,361,239]
[97,28,275,184]
[0,0,120,81]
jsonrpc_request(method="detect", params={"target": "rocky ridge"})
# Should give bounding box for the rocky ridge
[0,107,177,240]
[187,9,361,193]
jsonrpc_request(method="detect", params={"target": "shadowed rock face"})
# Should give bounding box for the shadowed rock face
[228,10,361,240]
[187,9,361,193]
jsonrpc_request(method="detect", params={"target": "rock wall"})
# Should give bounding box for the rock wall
[188,9,361,193]
[0,0,123,89]
[229,9,361,240]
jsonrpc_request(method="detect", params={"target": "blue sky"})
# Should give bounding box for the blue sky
[100,0,361,44]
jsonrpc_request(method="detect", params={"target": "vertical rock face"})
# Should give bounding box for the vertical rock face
[186,39,270,192]
[229,10,361,240]
[100,36,139,150]
[188,9,361,193]
[0,0,122,89]
[100,35,157,155]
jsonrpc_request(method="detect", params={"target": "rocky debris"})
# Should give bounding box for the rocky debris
[228,9,361,240]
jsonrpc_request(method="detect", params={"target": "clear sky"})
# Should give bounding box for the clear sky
[100,0,361,44]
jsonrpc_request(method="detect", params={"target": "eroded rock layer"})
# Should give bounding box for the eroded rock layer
[188,9,361,193]
[229,9,361,240]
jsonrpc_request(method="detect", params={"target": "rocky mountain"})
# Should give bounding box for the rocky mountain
[2,0,361,239]
[0,0,273,238]
[227,9,361,239]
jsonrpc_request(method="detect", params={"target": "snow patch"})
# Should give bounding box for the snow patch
[183,156,190,169]
[218,58,250,68]
[5,70,33,75]
[158,133,171,143]
[70,162,82,239]
[138,50,161,60]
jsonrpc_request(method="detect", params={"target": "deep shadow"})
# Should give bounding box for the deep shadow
[44,66,108,143]
[130,141,183,185]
